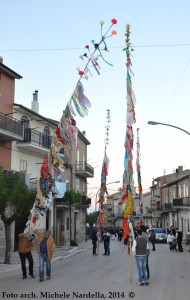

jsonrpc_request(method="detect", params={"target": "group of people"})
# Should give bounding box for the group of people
[18,229,55,282]
[91,226,111,256]
[131,225,184,286]
[167,226,183,252]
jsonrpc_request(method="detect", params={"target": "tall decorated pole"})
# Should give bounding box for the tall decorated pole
[23,19,117,236]
[122,24,136,283]
[96,109,111,253]
[136,128,143,226]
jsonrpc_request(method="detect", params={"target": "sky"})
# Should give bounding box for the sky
[1,0,190,211]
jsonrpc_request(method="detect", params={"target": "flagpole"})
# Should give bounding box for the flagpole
[95,109,111,254]
[122,24,136,283]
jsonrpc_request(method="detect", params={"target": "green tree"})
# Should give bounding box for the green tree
[86,211,99,227]
[63,190,82,205]
[0,169,36,264]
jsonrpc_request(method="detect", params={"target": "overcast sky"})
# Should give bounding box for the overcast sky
[1,0,190,210]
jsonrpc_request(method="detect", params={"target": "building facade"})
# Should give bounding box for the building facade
[0,58,94,254]
[150,166,190,237]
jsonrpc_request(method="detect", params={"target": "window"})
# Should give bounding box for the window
[170,190,173,201]
[178,186,181,198]
[186,185,189,197]
[183,184,188,197]
[21,116,30,141]
[42,126,50,148]
[20,160,27,173]
[76,178,80,193]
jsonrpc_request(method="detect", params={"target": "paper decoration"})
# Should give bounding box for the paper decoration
[96,109,111,234]
[25,19,117,234]
[136,128,143,226]
[122,24,136,240]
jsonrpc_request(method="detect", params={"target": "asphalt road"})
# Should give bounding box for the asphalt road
[0,239,189,300]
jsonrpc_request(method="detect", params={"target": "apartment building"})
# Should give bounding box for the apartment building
[150,166,190,236]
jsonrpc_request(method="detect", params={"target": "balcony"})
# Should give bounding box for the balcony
[0,112,23,142]
[75,161,94,178]
[106,203,113,210]
[17,128,52,155]
[173,197,190,207]
[162,203,173,211]
[107,213,115,221]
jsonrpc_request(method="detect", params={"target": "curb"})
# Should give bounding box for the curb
[0,246,92,274]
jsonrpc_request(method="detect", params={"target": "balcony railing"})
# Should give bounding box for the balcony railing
[0,112,23,141]
[162,203,173,211]
[75,161,94,178]
[19,128,52,148]
[106,204,113,210]
[173,197,190,207]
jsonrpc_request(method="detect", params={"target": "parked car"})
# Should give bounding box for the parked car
[147,228,167,243]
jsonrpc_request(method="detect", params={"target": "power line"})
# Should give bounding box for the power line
[161,55,190,120]
[1,43,190,53]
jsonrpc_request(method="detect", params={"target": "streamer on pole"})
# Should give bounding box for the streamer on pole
[24,20,117,235]
[96,109,111,252]
[136,128,143,226]
[122,24,136,283]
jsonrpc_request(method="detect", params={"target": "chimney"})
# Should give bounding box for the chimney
[178,166,183,173]
[0,56,3,63]
[31,90,39,113]
[33,90,38,102]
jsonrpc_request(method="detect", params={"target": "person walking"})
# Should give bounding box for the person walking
[34,229,55,282]
[132,228,150,286]
[167,230,174,251]
[117,228,123,242]
[91,226,98,255]
[140,226,150,279]
[18,232,35,279]
[176,228,183,252]
[149,229,156,251]
[102,228,111,255]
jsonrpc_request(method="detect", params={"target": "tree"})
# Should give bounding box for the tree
[0,169,36,263]
[86,211,99,227]
[63,190,82,205]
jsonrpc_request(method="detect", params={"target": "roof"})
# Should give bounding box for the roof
[14,103,58,126]
[161,173,190,188]
[0,62,22,79]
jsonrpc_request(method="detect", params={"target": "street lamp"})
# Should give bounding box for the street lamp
[148,121,190,136]
[95,181,120,211]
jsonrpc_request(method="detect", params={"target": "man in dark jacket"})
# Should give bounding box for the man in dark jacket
[91,226,98,255]
[149,230,156,251]
[176,228,183,252]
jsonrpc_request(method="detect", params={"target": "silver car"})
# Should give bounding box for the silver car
[147,228,167,243]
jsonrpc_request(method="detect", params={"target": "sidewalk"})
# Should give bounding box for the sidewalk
[0,239,92,274]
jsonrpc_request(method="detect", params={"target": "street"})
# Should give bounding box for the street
[0,239,190,300]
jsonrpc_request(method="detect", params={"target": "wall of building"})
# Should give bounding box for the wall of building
[0,72,15,114]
